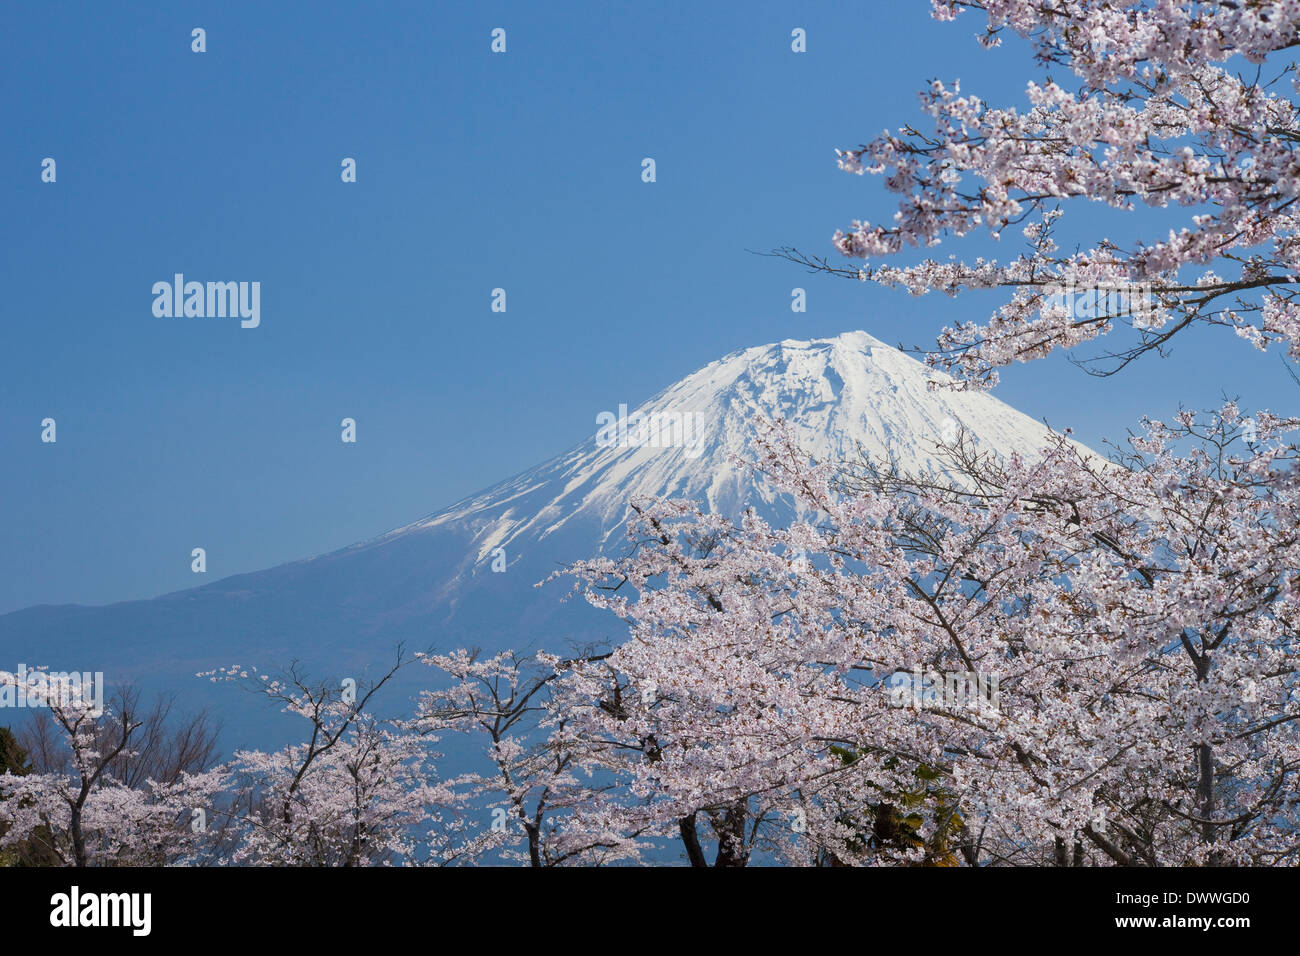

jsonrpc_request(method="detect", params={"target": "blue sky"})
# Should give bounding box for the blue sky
[3,0,1297,613]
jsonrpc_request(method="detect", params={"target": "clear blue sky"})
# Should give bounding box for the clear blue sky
[3,0,1296,613]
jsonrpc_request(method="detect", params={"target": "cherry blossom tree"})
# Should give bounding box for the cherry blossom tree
[557,408,1300,866]
[206,657,475,867]
[207,650,654,867]
[779,0,1300,386]
[415,649,655,866]
[0,670,224,867]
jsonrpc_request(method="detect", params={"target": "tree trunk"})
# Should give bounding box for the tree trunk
[525,822,542,867]
[1192,641,1221,863]
[679,813,708,867]
[712,802,750,867]
[70,806,86,868]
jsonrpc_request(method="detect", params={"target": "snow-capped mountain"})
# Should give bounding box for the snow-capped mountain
[378,329,1076,563]
[0,331,1090,744]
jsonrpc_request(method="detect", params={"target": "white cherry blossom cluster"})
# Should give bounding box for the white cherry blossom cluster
[828,1,1300,385]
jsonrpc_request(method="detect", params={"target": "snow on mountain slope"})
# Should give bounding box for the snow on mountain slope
[364,329,1082,565]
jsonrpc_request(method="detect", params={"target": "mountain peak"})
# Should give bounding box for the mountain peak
[390,329,1073,563]
[775,328,888,351]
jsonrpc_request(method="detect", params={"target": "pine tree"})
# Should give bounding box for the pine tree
[0,726,59,866]
[0,727,32,777]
